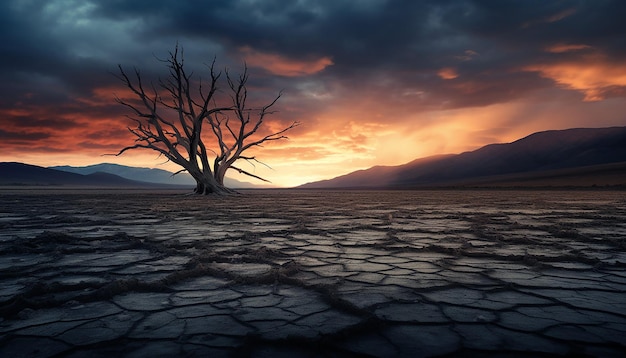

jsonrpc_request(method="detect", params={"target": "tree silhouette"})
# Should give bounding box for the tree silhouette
[115,46,298,194]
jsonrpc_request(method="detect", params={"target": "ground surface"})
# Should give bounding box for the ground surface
[0,189,625,357]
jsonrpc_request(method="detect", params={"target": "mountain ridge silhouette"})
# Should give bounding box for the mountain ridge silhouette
[299,126,626,189]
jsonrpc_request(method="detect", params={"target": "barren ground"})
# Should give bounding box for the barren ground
[1,189,625,357]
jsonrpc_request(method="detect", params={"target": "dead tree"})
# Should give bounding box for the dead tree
[114,46,299,195]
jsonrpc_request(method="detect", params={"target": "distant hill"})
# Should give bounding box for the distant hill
[299,127,626,189]
[0,162,178,188]
[50,163,264,189]
[51,163,195,185]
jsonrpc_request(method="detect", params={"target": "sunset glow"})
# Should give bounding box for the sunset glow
[2,1,626,187]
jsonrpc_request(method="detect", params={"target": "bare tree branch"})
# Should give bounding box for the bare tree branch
[230,165,271,183]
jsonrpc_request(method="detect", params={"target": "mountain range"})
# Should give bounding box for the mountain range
[50,163,261,188]
[0,163,263,189]
[2,127,625,189]
[0,162,174,188]
[299,126,626,189]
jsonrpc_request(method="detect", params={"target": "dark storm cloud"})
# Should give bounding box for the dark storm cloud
[0,129,51,142]
[4,115,78,130]
[447,0,626,60]
[2,0,626,134]
[6,2,626,81]
[0,2,115,110]
[0,2,65,74]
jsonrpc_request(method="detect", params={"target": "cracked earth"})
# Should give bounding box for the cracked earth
[0,189,625,357]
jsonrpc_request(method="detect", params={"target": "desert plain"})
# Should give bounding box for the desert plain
[0,189,625,357]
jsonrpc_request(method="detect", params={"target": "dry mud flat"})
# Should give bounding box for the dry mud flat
[0,189,625,357]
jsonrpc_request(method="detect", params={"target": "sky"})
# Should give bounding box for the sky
[2,0,626,187]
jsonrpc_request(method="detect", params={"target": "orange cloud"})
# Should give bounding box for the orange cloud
[239,46,333,77]
[91,85,137,104]
[545,43,592,53]
[525,54,626,101]
[438,67,459,80]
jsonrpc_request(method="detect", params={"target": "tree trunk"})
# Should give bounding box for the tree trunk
[192,172,236,195]
[215,165,227,187]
